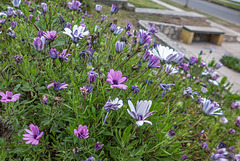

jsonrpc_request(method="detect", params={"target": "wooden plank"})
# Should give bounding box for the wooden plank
[183,26,224,34]
[181,28,194,44]
[210,34,224,46]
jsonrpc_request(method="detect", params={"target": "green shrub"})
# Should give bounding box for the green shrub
[220,55,240,72]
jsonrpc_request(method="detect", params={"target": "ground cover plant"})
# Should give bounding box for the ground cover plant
[1,0,240,160]
[220,55,240,73]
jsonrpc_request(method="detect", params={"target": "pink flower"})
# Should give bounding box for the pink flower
[44,30,58,41]
[22,124,44,145]
[0,91,20,103]
[74,125,89,139]
[106,69,128,89]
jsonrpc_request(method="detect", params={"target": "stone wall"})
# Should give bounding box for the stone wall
[154,22,182,40]
[154,22,237,42]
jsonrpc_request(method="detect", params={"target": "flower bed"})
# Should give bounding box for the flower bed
[0,0,240,160]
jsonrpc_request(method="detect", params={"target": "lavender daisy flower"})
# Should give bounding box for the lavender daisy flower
[216,62,223,69]
[94,141,104,151]
[231,102,237,109]
[183,87,198,99]
[115,41,125,53]
[212,74,220,80]
[48,48,59,59]
[12,0,21,7]
[236,116,240,127]
[181,155,187,160]
[201,87,208,93]
[131,85,140,95]
[7,7,14,16]
[113,26,123,35]
[7,30,15,38]
[87,70,98,83]
[160,83,174,98]
[10,21,17,29]
[110,4,119,14]
[68,0,81,11]
[101,15,108,22]
[103,97,123,125]
[63,24,89,43]
[74,125,89,139]
[64,22,72,29]
[106,69,128,90]
[44,30,58,41]
[0,19,6,24]
[146,80,153,85]
[229,128,235,134]
[189,56,198,65]
[0,91,21,103]
[200,61,206,68]
[211,148,228,160]
[147,24,158,35]
[142,50,151,62]
[41,3,48,13]
[127,100,157,126]
[165,64,178,75]
[148,55,161,68]
[13,55,23,65]
[95,5,103,12]
[125,23,132,31]
[220,117,228,124]
[47,80,68,91]
[149,44,183,63]
[168,130,175,137]
[201,142,208,149]
[58,49,71,63]
[138,29,152,45]
[22,124,44,145]
[33,36,45,51]
[202,98,223,116]
[80,84,93,95]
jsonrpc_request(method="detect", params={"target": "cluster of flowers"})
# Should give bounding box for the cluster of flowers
[2,0,240,160]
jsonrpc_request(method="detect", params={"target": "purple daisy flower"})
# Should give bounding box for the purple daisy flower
[138,29,152,45]
[168,130,175,137]
[68,0,82,11]
[0,91,21,103]
[49,48,59,59]
[47,80,68,91]
[44,30,58,41]
[74,125,89,139]
[33,36,45,51]
[147,24,158,35]
[236,116,240,127]
[125,23,132,31]
[94,141,104,151]
[95,5,103,12]
[106,69,128,90]
[131,85,140,95]
[58,49,71,63]
[80,84,93,95]
[201,142,208,149]
[110,4,119,14]
[127,100,157,126]
[148,55,161,68]
[22,124,44,145]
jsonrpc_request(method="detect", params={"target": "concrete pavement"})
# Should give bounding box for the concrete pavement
[168,0,240,25]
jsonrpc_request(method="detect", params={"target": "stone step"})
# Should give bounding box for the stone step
[126,2,135,11]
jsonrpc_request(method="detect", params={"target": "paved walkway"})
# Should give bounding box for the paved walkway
[168,0,240,25]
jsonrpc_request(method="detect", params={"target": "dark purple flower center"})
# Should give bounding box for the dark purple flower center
[7,96,12,99]
[113,80,118,85]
